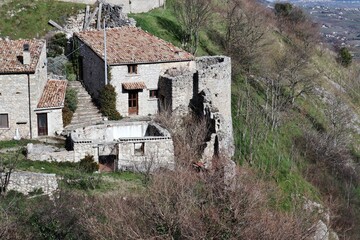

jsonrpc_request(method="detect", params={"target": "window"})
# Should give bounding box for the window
[134,142,145,156]
[127,64,138,74]
[149,90,158,98]
[0,114,9,128]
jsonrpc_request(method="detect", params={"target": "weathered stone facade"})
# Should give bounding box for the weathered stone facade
[0,42,64,140]
[70,121,175,171]
[7,171,58,196]
[159,56,234,161]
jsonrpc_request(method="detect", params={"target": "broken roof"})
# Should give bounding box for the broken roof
[74,27,194,65]
[37,80,67,109]
[0,39,45,74]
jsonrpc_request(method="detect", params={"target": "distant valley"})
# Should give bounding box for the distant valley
[264,0,360,59]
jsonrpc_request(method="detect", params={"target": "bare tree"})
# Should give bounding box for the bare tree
[222,0,272,75]
[173,0,213,54]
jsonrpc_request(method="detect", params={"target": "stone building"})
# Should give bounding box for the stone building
[74,26,195,117]
[70,121,174,171]
[0,39,66,140]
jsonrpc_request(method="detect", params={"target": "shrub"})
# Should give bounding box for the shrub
[65,88,78,113]
[337,47,352,67]
[63,173,102,190]
[79,155,98,173]
[99,84,122,120]
[47,33,67,58]
[62,106,73,127]
[62,88,78,127]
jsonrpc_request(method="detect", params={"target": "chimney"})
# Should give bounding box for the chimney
[23,43,30,65]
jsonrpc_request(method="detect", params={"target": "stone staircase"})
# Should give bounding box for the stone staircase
[65,81,103,131]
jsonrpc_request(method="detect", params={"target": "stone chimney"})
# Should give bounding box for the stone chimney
[23,43,30,65]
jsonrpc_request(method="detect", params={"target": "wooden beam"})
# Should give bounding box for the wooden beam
[97,2,103,30]
[48,20,64,32]
[84,7,99,30]
[83,5,90,30]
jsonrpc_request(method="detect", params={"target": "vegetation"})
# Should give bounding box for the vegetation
[337,46,353,67]
[2,0,360,238]
[0,0,85,39]
[98,84,122,120]
[62,88,78,127]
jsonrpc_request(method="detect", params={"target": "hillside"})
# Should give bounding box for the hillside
[131,0,360,238]
[1,0,360,239]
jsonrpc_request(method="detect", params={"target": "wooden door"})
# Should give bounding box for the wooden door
[37,113,48,136]
[128,91,138,115]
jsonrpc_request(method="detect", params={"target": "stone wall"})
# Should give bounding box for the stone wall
[110,61,194,117]
[118,138,174,171]
[27,143,75,162]
[158,56,234,161]
[59,0,165,13]
[0,43,48,140]
[7,171,58,195]
[75,37,106,99]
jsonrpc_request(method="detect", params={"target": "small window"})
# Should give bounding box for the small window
[134,142,145,156]
[128,64,138,74]
[149,90,158,98]
[0,114,9,128]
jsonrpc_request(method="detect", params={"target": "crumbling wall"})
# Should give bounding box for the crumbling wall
[117,138,174,171]
[158,69,194,114]
[160,56,234,162]
[7,171,58,196]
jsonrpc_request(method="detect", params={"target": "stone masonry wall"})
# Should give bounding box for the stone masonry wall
[110,61,193,117]
[118,138,174,171]
[196,56,234,158]
[158,56,234,160]
[30,43,48,138]
[59,0,165,13]
[76,37,106,99]
[8,171,58,195]
[0,74,31,140]
[0,43,48,140]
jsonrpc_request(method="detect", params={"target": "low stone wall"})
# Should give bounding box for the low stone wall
[7,171,58,196]
[59,0,165,13]
[27,143,75,162]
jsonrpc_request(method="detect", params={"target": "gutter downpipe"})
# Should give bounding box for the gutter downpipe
[27,73,33,139]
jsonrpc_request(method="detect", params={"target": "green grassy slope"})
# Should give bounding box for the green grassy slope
[131,2,360,235]
[0,0,85,39]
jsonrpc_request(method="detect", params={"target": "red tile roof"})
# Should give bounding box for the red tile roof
[122,82,147,90]
[0,39,45,74]
[74,27,194,65]
[37,80,67,109]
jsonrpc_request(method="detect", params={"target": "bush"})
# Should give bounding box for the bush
[62,106,73,127]
[65,88,78,113]
[99,84,122,120]
[62,88,78,126]
[47,33,67,58]
[63,172,102,190]
[79,155,98,173]
[337,47,352,67]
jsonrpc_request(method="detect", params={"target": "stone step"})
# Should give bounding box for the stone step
[66,80,102,129]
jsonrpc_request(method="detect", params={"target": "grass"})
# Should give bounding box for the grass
[130,3,222,56]
[0,0,85,39]
[0,139,39,149]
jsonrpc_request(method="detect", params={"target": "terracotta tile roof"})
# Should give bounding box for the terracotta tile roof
[122,82,147,90]
[74,27,194,65]
[37,80,67,109]
[0,39,45,74]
